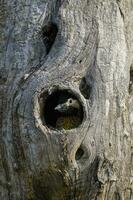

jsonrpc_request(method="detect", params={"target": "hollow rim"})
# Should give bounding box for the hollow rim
[33,84,88,132]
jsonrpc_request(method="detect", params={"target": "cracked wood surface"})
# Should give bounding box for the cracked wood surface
[0,0,133,199]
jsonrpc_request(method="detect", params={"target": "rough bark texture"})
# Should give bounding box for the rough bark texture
[0,0,133,199]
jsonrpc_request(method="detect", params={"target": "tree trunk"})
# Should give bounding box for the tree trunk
[0,0,133,199]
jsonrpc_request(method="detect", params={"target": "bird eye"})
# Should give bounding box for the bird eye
[69,99,72,104]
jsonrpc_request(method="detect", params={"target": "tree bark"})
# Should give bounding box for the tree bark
[0,0,133,199]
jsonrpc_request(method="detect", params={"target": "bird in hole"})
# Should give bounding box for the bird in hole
[55,97,82,130]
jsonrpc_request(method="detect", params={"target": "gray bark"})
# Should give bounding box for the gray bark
[0,0,133,199]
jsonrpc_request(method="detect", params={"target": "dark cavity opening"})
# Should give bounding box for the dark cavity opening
[42,22,58,54]
[129,65,133,94]
[79,77,91,99]
[43,89,84,130]
[75,147,84,161]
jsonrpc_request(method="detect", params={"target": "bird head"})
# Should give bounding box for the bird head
[55,98,80,114]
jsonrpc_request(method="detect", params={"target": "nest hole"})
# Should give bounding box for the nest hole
[43,89,84,130]
[79,77,91,99]
[42,22,58,54]
[75,147,84,161]
[129,65,133,94]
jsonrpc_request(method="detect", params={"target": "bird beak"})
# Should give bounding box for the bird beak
[55,104,62,111]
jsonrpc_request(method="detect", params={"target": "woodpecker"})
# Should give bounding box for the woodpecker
[55,97,82,130]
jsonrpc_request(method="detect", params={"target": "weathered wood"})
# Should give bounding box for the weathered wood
[0,0,133,199]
